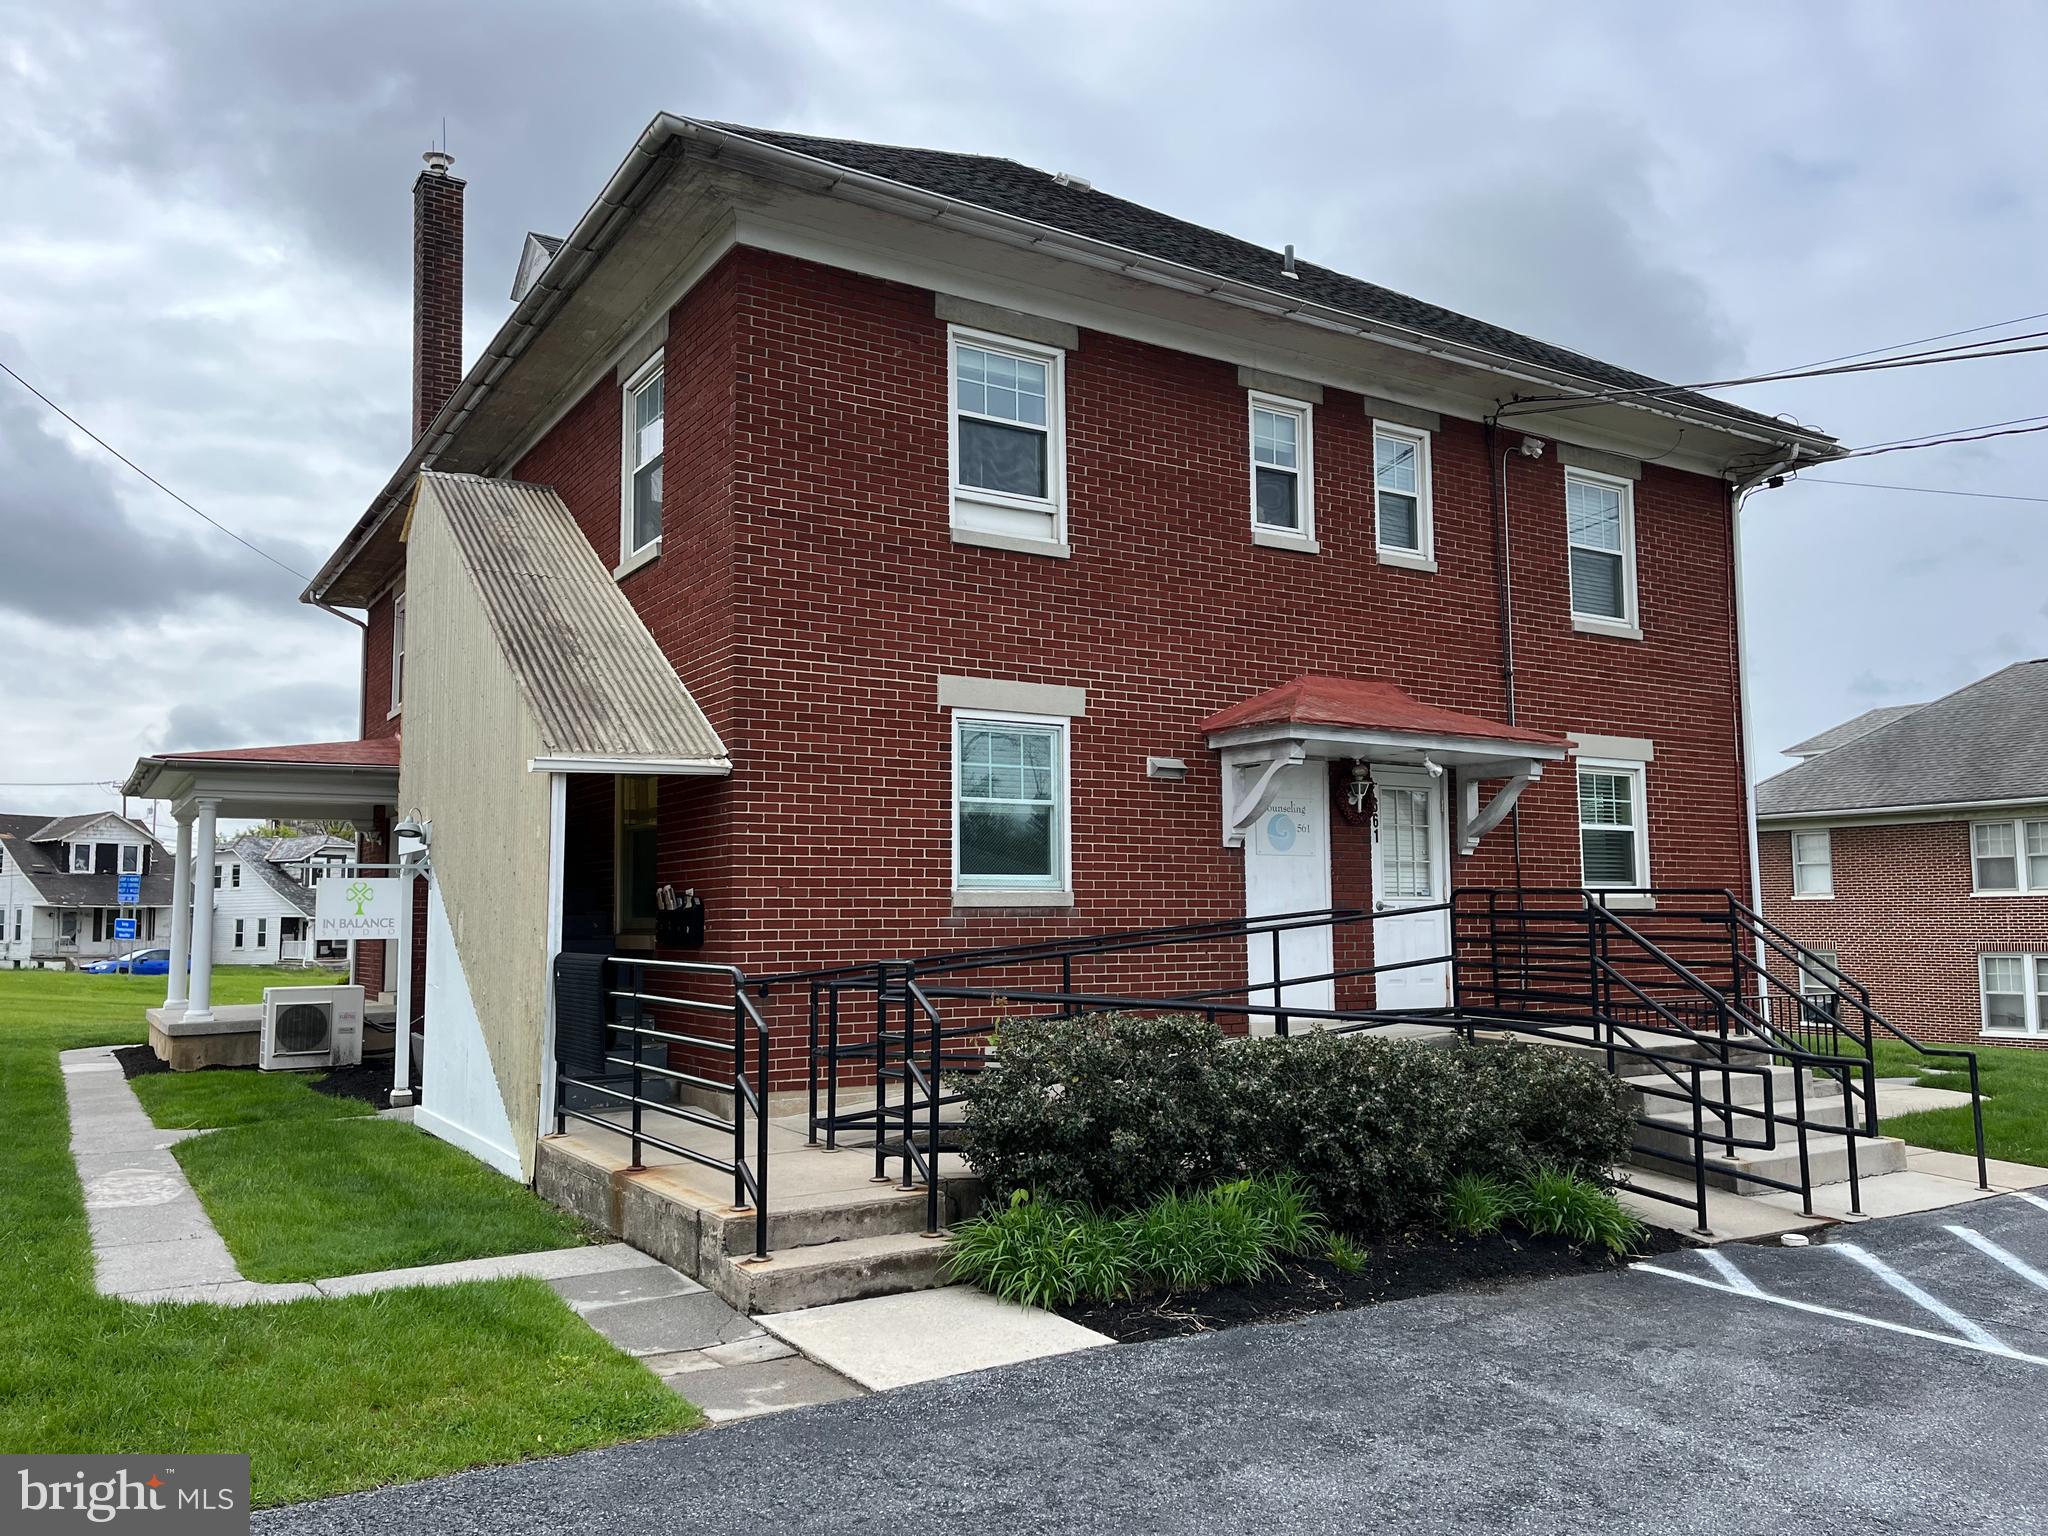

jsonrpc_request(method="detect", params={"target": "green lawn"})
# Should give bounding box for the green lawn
[0,969,696,1506]
[178,1118,590,1282]
[132,1066,376,1129]
[1873,1035,2048,1169]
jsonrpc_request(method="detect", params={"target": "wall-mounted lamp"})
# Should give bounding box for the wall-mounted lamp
[392,812,432,871]
[1146,756,1189,781]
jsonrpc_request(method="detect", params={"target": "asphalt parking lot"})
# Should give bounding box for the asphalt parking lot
[262,1191,2048,1536]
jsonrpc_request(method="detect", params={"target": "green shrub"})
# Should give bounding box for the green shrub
[1442,1172,1515,1237]
[962,1016,1638,1235]
[1510,1167,1647,1256]
[943,1191,1133,1309]
[1122,1187,1278,1290]
[1225,1170,1325,1256]
[1324,1233,1367,1275]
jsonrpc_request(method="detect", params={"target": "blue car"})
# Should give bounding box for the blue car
[83,947,171,976]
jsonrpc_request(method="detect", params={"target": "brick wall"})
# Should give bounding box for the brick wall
[452,244,1755,1089]
[360,592,400,741]
[1761,820,2048,1047]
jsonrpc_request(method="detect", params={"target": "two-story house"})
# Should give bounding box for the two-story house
[208,832,353,967]
[0,812,171,968]
[1758,660,2048,1047]
[128,116,1840,1181]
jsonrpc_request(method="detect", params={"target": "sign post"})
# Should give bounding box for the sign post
[115,872,141,948]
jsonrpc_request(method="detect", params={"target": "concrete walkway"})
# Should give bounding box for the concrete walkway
[59,1044,861,1421]
[760,1286,1113,1391]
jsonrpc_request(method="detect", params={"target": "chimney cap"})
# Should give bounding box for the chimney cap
[422,148,456,176]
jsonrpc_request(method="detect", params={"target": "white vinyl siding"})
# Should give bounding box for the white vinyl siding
[1971,816,2048,893]
[952,712,1070,895]
[1979,953,2048,1037]
[1791,831,1834,897]
[1248,393,1314,547]
[1373,425,1432,563]
[949,329,1066,551]
[1565,469,1638,631]
[1578,761,1649,888]
[621,358,664,562]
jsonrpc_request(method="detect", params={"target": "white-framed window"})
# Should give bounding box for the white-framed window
[1971,816,2048,894]
[69,843,91,874]
[1577,760,1649,888]
[10,907,19,942]
[620,357,665,563]
[1979,952,2048,1037]
[1565,469,1638,630]
[212,863,223,889]
[1248,392,1314,545]
[616,775,659,935]
[1791,830,1834,897]
[389,588,407,715]
[233,919,245,950]
[1796,947,1840,1018]
[1373,424,1432,562]
[949,328,1065,550]
[230,864,240,889]
[952,711,1070,895]
[119,844,141,875]
[255,918,267,950]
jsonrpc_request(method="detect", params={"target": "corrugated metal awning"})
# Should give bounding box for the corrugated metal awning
[412,472,729,775]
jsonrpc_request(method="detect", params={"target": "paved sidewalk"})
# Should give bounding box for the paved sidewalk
[60,1044,860,1420]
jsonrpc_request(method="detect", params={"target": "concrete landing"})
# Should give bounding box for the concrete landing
[759,1285,1112,1391]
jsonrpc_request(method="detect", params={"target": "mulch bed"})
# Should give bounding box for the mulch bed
[1057,1224,1687,1343]
[111,1043,404,1109]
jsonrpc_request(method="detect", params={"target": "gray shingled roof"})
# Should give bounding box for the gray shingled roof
[416,473,729,767]
[1757,661,2048,818]
[0,813,173,909]
[708,122,1817,441]
[228,835,319,917]
[1783,704,1926,759]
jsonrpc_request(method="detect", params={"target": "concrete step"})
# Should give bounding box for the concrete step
[706,1176,983,1258]
[721,1229,956,1315]
[1631,1119,1908,1191]
[1620,1063,1849,1118]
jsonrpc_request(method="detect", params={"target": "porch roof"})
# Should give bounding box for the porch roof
[123,738,401,822]
[1200,675,1569,759]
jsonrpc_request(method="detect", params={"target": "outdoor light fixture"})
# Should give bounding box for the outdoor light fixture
[392,813,431,847]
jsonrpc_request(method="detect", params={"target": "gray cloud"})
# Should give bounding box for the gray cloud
[160,681,358,754]
[0,379,321,627]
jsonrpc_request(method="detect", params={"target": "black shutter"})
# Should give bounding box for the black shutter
[92,909,104,942]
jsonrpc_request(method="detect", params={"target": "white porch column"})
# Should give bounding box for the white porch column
[164,813,194,1011]
[184,798,220,1024]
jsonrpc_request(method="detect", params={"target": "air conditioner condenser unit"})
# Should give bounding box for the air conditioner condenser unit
[260,984,365,1071]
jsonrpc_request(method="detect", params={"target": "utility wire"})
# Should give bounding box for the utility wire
[1791,477,2048,506]
[1851,411,2048,454]
[1771,308,2048,374]
[0,357,313,584]
[1836,419,2048,461]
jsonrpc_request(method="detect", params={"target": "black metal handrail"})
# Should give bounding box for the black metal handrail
[553,957,772,1261]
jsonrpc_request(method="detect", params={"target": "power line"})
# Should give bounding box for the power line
[1791,477,2048,506]
[1773,308,2048,374]
[1499,334,2048,418]
[0,779,125,788]
[1837,419,2048,461]
[0,357,313,584]
[1851,411,2048,454]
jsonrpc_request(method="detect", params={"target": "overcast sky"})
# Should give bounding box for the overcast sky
[3,1,2045,832]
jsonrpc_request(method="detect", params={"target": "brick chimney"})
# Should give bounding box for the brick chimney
[411,149,465,442]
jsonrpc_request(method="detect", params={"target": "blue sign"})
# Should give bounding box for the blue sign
[117,873,141,905]
[113,918,138,940]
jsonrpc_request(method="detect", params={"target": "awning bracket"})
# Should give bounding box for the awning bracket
[1459,765,1541,855]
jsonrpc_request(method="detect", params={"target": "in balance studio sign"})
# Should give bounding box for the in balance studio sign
[314,877,403,941]
[1255,798,1318,858]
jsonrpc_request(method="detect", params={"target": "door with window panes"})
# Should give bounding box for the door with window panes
[1370,766,1450,1009]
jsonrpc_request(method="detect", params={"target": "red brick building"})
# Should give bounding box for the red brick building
[1758,661,2048,1047]
[134,117,1840,1177]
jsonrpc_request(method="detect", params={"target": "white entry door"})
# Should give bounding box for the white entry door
[1243,760,1333,1028]
[1371,766,1451,1010]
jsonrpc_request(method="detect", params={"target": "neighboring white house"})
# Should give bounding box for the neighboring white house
[210,833,352,967]
[0,811,172,968]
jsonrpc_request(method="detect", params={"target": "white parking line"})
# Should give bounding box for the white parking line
[1830,1243,2011,1353]
[2012,1192,2048,1216]
[1634,1262,2048,1368]
[1697,1248,1762,1295]
[1946,1226,2048,1294]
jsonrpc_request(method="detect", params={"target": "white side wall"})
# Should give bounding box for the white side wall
[415,880,524,1176]
[206,855,307,965]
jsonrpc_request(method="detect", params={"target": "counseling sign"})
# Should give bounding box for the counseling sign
[314,877,402,941]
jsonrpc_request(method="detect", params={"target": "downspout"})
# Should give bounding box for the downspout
[1729,449,1805,985]
[1484,419,1526,889]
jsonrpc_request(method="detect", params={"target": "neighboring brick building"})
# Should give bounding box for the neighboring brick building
[134,116,1841,1176]
[1758,660,2048,1047]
